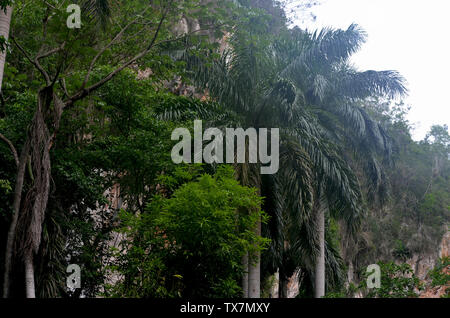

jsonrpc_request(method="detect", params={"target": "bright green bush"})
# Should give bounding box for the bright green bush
[107,165,269,298]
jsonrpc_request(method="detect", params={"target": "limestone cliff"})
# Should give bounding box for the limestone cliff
[418,230,450,298]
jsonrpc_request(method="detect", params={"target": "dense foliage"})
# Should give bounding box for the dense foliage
[107,165,268,298]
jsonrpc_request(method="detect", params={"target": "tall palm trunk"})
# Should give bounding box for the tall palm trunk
[242,252,249,297]
[248,218,261,298]
[314,187,327,298]
[0,5,13,92]
[237,149,262,298]
[24,250,36,298]
[279,269,288,298]
[0,8,15,296]
[347,261,354,284]
[314,206,325,298]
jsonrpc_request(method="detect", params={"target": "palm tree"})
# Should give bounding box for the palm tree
[186,27,346,297]
[1,3,16,297]
[186,30,295,297]
[187,20,406,298]
[0,3,12,93]
[272,25,406,297]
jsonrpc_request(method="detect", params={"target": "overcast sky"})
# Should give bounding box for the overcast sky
[295,0,450,140]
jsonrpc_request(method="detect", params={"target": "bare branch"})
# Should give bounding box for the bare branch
[59,78,69,99]
[10,35,51,85]
[36,42,66,61]
[0,133,19,167]
[82,28,127,87]
[66,3,171,107]
[81,9,150,90]
[50,44,70,87]
[154,22,226,48]
[42,0,57,10]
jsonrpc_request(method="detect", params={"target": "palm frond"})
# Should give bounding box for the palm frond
[82,0,112,27]
[280,24,367,79]
[277,137,314,228]
[153,93,238,125]
[336,69,407,100]
[324,235,345,290]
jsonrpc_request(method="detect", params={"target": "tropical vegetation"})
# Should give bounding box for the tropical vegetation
[0,0,448,298]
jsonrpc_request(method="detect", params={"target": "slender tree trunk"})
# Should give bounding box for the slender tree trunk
[242,252,249,297]
[314,200,325,298]
[267,270,279,298]
[24,250,35,298]
[0,6,13,92]
[2,140,30,298]
[279,270,288,298]
[248,218,261,298]
[347,261,354,284]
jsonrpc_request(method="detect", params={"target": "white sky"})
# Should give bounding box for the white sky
[295,0,450,140]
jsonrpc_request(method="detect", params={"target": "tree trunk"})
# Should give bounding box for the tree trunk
[314,199,325,298]
[0,6,13,92]
[20,89,59,298]
[24,250,35,298]
[347,261,354,284]
[279,271,288,298]
[242,252,249,297]
[2,140,30,298]
[3,89,61,298]
[248,218,261,298]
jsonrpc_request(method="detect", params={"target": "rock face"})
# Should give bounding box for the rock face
[417,230,450,298]
[439,230,450,258]
[406,254,436,280]
[278,229,450,298]
[286,270,301,298]
[267,270,300,298]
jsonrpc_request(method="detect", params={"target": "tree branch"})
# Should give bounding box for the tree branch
[10,35,51,85]
[154,22,226,48]
[36,41,65,61]
[0,132,19,167]
[66,3,171,107]
[59,78,69,99]
[81,11,148,90]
